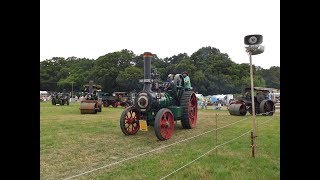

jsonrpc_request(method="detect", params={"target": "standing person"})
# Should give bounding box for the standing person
[182,71,192,90]
[201,100,204,109]
[204,99,208,109]
[164,74,174,91]
[217,102,221,110]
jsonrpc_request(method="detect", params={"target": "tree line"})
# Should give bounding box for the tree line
[40,47,280,96]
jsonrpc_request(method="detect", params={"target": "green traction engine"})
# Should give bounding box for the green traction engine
[120,52,198,141]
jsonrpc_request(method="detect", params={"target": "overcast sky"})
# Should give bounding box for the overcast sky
[40,0,280,69]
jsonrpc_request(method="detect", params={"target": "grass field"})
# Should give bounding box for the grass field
[40,101,280,180]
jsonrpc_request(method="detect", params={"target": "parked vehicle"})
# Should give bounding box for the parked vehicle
[228,87,275,116]
[51,91,70,105]
[79,81,102,114]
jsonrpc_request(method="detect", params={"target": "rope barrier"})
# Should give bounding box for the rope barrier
[64,117,250,179]
[160,116,276,179]
[160,130,252,180]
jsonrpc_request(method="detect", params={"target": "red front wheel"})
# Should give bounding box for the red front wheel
[154,108,175,141]
[120,107,140,135]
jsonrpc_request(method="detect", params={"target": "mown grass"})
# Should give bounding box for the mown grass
[40,101,280,180]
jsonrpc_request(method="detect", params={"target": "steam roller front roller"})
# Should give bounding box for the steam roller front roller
[180,91,198,129]
[80,101,98,114]
[228,103,247,116]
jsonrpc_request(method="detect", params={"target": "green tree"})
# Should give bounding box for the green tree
[40,57,67,91]
[55,57,94,92]
[258,66,280,89]
[40,47,279,97]
[91,49,136,93]
[116,66,143,92]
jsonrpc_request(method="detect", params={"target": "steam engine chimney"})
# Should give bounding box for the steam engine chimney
[89,80,93,93]
[143,52,153,92]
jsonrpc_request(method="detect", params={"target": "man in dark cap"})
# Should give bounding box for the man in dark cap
[164,74,174,91]
[182,71,192,90]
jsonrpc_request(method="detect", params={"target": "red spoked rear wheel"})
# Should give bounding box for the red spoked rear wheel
[259,100,275,116]
[120,106,140,135]
[154,108,175,141]
[181,91,198,129]
[188,93,198,127]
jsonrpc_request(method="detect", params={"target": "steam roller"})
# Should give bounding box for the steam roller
[79,80,102,114]
[228,87,275,116]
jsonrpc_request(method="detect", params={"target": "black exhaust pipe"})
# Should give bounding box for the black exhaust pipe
[143,52,153,92]
[89,80,93,93]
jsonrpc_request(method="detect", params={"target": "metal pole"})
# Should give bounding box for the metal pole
[249,52,257,157]
[215,113,218,156]
[71,82,74,98]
